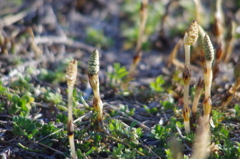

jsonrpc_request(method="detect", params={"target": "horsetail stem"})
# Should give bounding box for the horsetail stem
[88,49,104,130]
[182,65,191,133]
[66,59,78,159]
[203,34,214,120]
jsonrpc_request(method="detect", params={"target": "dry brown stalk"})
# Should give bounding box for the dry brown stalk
[213,43,223,79]
[167,39,182,68]
[128,51,142,81]
[221,57,240,107]
[66,59,78,159]
[124,0,148,89]
[224,21,236,63]
[220,92,233,108]
[26,27,42,57]
[193,0,204,26]
[136,0,148,53]
[1,37,9,55]
[88,49,104,130]
[213,0,224,44]
[192,78,204,117]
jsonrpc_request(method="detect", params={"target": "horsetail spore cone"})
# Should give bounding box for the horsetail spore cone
[184,20,199,46]
[88,49,101,99]
[203,35,214,62]
[88,49,99,75]
[66,59,78,159]
[66,59,78,87]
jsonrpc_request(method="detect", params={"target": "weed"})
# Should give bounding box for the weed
[150,75,165,93]
[107,63,129,87]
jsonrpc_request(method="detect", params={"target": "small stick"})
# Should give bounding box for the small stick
[213,0,224,44]
[193,0,204,26]
[167,39,182,68]
[26,27,42,58]
[192,78,204,119]
[37,142,65,155]
[136,0,148,53]
[66,59,78,159]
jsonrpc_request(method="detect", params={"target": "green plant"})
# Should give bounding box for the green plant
[8,93,34,117]
[43,90,62,104]
[86,27,112,49]
[9,75,32,91]
[112,143,137,158]
[107,63,129,86]
[150,75,165,92]
[13,116,41,139]
[234,104,240,117]
[143,105,158,114]
[119,104,135,116]
[38,69,66,84]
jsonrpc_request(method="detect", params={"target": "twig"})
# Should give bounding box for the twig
[34,36,95,52]
[1,1,42,26]
[139,139,162,159]
[172,59,199,71]
[37,142,65,156]
[17,143,42,153]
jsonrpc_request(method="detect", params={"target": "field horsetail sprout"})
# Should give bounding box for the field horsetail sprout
[203,34,215,121]
[88,49,104,130]
[222,56,240,107]
[183,20,198,133]
[66,59,78,159]
[123,0,148,90]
